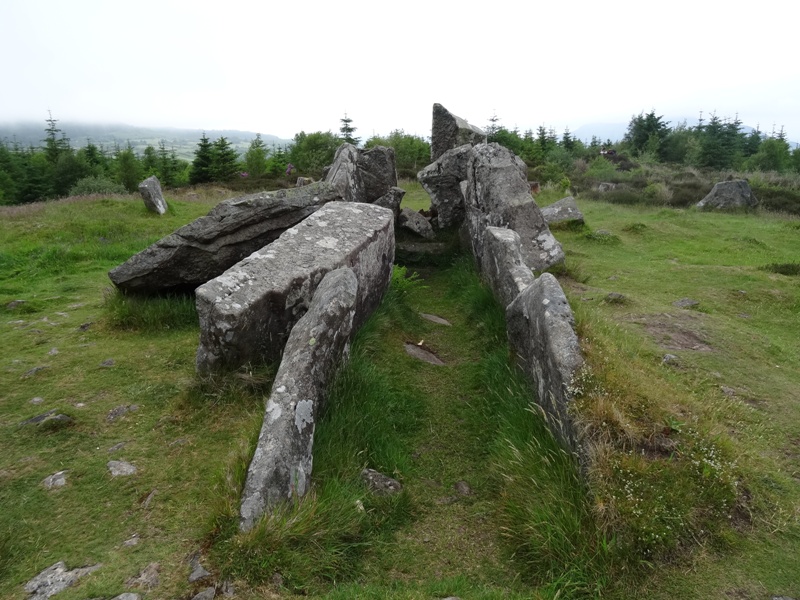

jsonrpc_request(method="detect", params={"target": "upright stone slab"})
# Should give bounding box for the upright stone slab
[464,143,564,272]
[195,202,394,373]
[506,273,583,452]
[239,268,358,531]
[324,144,398,204]
[138,176,167,215]
[430,103,487,162]
[417,144,472,228]
[481,227,534,308]
[109,183,343,295]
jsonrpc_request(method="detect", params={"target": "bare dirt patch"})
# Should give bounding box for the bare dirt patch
[625,312,713,352]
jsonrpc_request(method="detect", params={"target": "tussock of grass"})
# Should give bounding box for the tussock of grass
[103,288,198,331]
[760,262,800,276]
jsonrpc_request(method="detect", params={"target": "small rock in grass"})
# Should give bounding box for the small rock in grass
[123,534,140,546]
[107,404,139,422]
[108,442,127,453]
[22,365,49,379]
[30,397,44,405]
[24,561,102,600]
[111,594,141,600]
[43,471,68,489]
[661,354,679,365]
[673,298,700,309]
[454,480,472,496]
[108,460,137,477]
[420,313,452,326]
[100,358,115,367]
[188,553,211,583]
[720,386,737,397]
[361,468,403,496]
[604,292,628,304]
[192,587,216,600]
[125,562,160,590]
[48,348,59,356]
[6,300,26,310]
[78,322,93,331]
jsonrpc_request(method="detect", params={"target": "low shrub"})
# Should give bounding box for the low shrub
[69,175,127,196]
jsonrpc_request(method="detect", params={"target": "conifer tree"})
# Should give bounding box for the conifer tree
[244,133,269,178]
[189,133,214,185]
[339,113,360,146]
[211,137,240,181]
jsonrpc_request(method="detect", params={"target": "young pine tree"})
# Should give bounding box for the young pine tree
[244,133,269,178]
[339,113,360,146]
[211,137,240,182]
[189,133,214,185]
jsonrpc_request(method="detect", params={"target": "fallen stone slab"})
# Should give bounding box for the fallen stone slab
[398,207,435,240]
[239,268,358,531]
[138,176,167,215]
[420,313,451,326]
[373,186,406,219]
[507,273,584,453]
[403,343,445,365]
[541,196,584,226]
[108,460,137,477]
[196,202,394,373]
[431,103,486,162]
[109,182,344,295]
[42,471,67,490]
[480,227,535,308]
[24,561,101,600]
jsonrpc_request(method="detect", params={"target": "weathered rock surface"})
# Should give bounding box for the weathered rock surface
[403,342,445,365]
[541,196,584,226]
[24,561,101,600]
[361,468,403,495]
[188,553,212,583]
[323,144,398,204]
[125,562,160,590]
[196,202,394,372]
[239,268,358,531]
[398,207,435,240]
[42,471,67,489]
[431,103,486,162]
[480,227,534,308]
[597,182,616,192]
[191,587,216,600]
[138,176,167,215]
[507,273,584,452]
[108,460,137,477]
[417,144,472,228]
[464,143,564,272]
[109,183,343,295]
[696,179,758,210]
[295,176,315,187]
[372,186,405,219]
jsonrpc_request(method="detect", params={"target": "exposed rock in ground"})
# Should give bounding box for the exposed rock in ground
[541,196,584,226]
[195,203,394,372]
[107,460,137,477]
[361,468,403,495]
[430,103,486,162]
[239,268,358,531]
[696,179,758,210]
[191,587,216,600]
[507,273,584,453]
[403,342,445,365]
[454,480,472,496]
[24,561,101,600]
[673,298,700,309]
[597,182,616,192]
[188,553,211,582]
[419,313,451,326]
[479,226,534,308]
[20,409,72,427]
[125,562,160,590]
[109,183,344,295]
[398,207,435,240]
[106,404,139,422]
[464,143,564,272]
[417,144,472,228]
[42,471,67,489]
[138,176,167,215]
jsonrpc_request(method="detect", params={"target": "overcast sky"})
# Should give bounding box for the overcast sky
[2,0,798,144]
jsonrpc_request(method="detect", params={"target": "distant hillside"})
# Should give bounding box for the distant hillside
[0,121,293,161]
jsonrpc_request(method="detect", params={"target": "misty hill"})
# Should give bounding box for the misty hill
[0,121,293,161]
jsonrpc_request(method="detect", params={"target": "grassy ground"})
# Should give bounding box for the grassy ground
[2,184,798,599]
[542,195,800,598]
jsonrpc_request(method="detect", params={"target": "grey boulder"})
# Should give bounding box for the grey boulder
[323,144,398,204]
[480,227,534,308]
[398,207,435,240]
[417,144,472,228]
[696,179,758,210]
[541,196,584,226]
[24,561,101,600]
[138,176,167,215]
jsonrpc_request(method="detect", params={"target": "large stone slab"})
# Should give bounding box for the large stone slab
[109,183,343,295]
[464,143,564,272]
[417,144,472,228]
[239,268,358,531]
[506,273,583,452]
[696,179,758,210]
[430,103,486,162]
[195,202,394,373]
[480,226,534,308]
